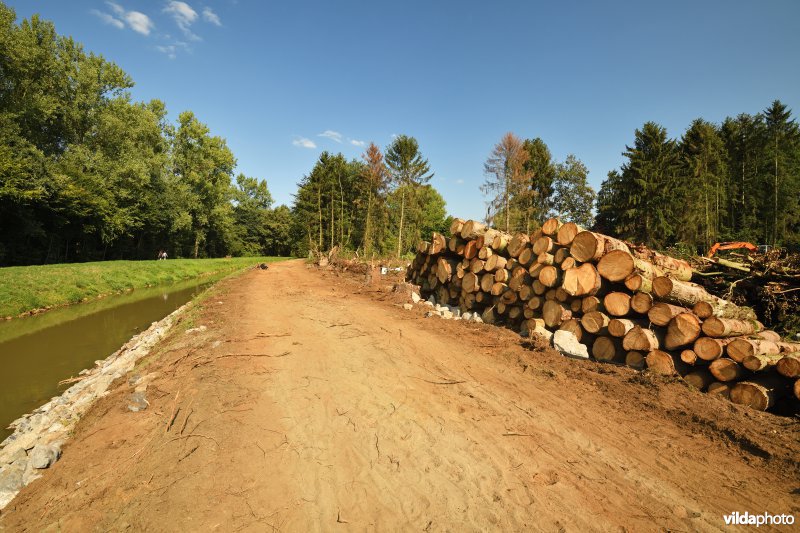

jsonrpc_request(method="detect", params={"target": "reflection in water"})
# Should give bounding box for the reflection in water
[0,279,216,441]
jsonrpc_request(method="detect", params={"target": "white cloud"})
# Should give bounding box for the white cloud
[202,7,222,26]
[156,44,177,59]
[349,139,366,147]
[164,1,200,40]
[318,130,343,143]
[293,137,317,149]
[125,11,154,35]
[91,9,124,29]
[456,179,465,185]
[95,2,153,35]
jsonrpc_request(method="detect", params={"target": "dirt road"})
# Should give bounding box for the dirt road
[1,260,798,531]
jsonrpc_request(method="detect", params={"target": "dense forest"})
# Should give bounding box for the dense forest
[1,5,797,267]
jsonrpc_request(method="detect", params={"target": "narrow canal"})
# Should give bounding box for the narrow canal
[0,278,217,441]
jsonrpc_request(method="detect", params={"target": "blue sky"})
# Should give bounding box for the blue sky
[8,1,800,220]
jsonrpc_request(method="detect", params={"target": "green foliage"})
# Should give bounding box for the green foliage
[597,102,800,250]
[551,155,596,227]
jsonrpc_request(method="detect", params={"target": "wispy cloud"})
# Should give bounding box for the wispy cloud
[318,130,343,143]
[91,9,124,29]
[456,179,465,185]
[155,41,188,59]
[349,139,366,147]
[95,2,153,35]
[293,137,317,149]
[164,1,200,40]
[202,7,222,26]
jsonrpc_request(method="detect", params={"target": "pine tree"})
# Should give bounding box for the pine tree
[385,135,433,256]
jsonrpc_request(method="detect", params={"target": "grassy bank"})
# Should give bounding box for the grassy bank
[0,257,287,318]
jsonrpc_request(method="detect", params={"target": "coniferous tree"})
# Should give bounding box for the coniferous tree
[385,135,433,256]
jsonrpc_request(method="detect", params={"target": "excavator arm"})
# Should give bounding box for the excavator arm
[707,242,758,258]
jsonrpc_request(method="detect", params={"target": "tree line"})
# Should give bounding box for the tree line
[595,102,800,251]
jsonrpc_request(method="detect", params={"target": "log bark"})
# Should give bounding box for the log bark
[570,231,630,263]
[536,252,555,265]
[581,311,610,334]
[556,222,583,246]
[430,232,447,254]
[653,277,756,321]
[709,358,744,382]
[702,317,761,338]
[624,274,653,294]
[631,248,693,281]
[630,292,654,314]
[692,300,757,321]
[730,374,787,411]
[684,368,714,391]
[562,263,602,296]
[593,336,623,362]
[623,326,661,352]
[776,352,800,378]
[603,292,631,317]
[693,337,735,362]
[648,303,690,326]
[646,350,687,375]
[625,351,646,370]
[664,313,702,350]
[597,250,663,283]
[543,300,572,328]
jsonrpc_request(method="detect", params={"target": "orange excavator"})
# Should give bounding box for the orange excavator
[707,241,758,258]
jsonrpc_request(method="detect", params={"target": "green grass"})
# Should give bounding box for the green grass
[0,257,288,317]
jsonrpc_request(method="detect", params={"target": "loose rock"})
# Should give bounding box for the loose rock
[127,391,149,412]
[553,330,589,360]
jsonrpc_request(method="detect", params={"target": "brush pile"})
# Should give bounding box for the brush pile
[406,218,800,413]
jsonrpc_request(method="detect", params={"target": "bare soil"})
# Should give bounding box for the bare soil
[1,259,798,532]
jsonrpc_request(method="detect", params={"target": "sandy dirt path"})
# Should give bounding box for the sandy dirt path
[1,260,798,532]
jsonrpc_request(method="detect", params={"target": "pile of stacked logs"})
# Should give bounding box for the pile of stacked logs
[407,218,800,413]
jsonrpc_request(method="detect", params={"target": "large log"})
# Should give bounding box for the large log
[702,317,761,338]
[558,319,584,342]
[494,267,509,283]
[460,220,487,240]
[623,326,661,352]
[776,352,800,378]
[630,247,693,281]
[603,292,631,317]
[653,277,756,321]
[477,246,494,261]
[449,218,466,237]
[469,257,485,275]
[730,374,787,411]
[692,300,757,321]
[532,236,554,256]
[462,272,480,293]
[727,338,780,362]
[464,239,479,260]
[556,222,583,246]
[543,300,572,328]
[597,250,663,283]
[430,232,448,254]
[664,312,702,350]
[608,318,648,338]
[560,256,579,270]
[648,302,690,326]
[490,282,509,296]
[680,349,699,366]
[541,217,563,236]
[624,274,653,294]
[709,358,745,382]
[625,351,646,370]
[570,231,630,263]
[485,254,507,272]
[630,292,654,314]
[507,233,530,258]
[517,247,534,266]
[581,311,611,334]
[593,336,624,362]
[581,296,603,314]
[554,247,571,265]
[562,263,602,296]
[646,350,687,375]
[693,337,735,362]
[539,266,562,288]
[742,353,785,372]
[683,368,714,391]
[480,273,495,293]
[490,231,511,253]
[436,257,459,284]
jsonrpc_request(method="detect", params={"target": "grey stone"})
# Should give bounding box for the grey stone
[533,326,554,342]
[0,463,24,492]
[440,310,453,319]
[472,315,483,323]
[423,301,434,308]
[411,292,421,303]
[127,391,149,412]
[0,489,17,509]
[402,303,413,311]
[427,295,436,304]
[29,443,60,469]
[462,312,473,321]
[553,330,589,360]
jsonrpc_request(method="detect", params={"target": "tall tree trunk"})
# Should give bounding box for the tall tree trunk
[397,188,405,258]
[774,136,778,246]
[193,232,200,259]
[317,185,322,252]
[364,189,373,255]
